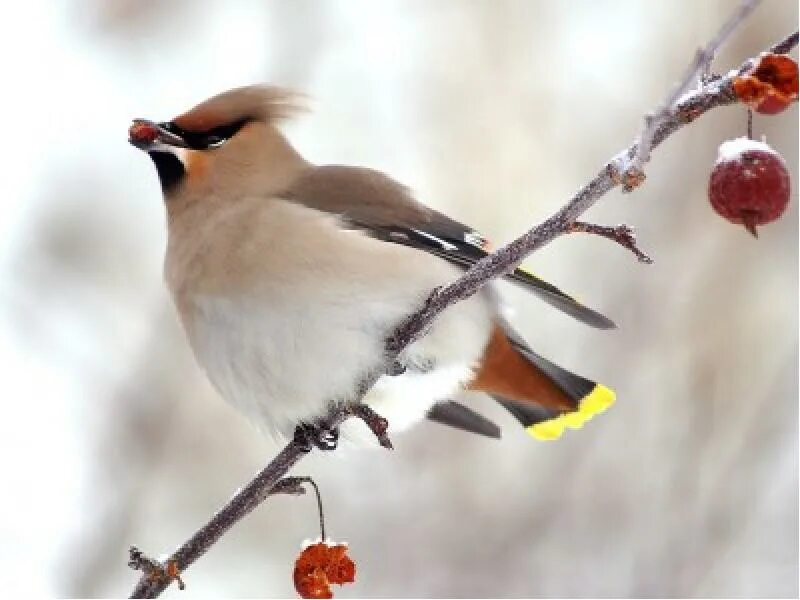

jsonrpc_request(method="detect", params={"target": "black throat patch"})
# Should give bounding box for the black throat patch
[148,151,185,195]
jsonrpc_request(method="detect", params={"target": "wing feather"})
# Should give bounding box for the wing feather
[282,165,615,329]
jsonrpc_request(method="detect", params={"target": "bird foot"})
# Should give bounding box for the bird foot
[293,423,340,452]
[387,360,407,376]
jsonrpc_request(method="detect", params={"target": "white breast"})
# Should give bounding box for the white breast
[166,197,495,442]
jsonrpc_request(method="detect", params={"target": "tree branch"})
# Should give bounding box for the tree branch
[630,0,762,171]
[128,18,798,599]
[568,222,653,264]
[770,30,799,55]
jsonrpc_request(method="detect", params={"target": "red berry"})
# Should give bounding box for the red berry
[128,120,159,145]
[293,542,356,599]
[709,138,790,237]
[733,53,798,115]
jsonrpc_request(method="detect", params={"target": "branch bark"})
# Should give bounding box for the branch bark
[128,17,799,599]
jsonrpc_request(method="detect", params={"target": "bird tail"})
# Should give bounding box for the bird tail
[468,322,615,440]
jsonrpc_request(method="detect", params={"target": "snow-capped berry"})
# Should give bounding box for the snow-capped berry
[733,53,798,115]
[709,137,790,237]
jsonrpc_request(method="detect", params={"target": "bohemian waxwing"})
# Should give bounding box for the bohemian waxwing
[128,84,615,447]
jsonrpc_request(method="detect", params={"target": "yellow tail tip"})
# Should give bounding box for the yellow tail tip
[526,384,616,441]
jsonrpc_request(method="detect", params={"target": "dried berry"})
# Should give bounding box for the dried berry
[709,137,790,237]
[293,541,356,599]
[733,53,798,115]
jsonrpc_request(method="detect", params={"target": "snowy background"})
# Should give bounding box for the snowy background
[0,1,797,597]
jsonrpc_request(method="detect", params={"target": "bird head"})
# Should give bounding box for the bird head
[129,85,309,202]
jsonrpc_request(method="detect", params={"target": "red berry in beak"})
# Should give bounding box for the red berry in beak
[129,120,159,147]
[709,138,790,237]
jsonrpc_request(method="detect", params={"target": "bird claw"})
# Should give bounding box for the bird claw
[387,360,407,376]
[293,423,340,452]
[294,407,392,451]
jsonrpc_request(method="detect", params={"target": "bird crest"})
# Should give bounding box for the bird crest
[172,85,306,133]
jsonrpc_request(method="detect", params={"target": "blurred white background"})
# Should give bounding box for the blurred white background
[0,1,796,597]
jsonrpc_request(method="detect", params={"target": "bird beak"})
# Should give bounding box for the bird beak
[128,119,189,151]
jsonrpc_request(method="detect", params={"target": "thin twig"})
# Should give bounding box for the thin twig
[770,31,799,54]
[269,476,327,539]
[269,476,309,496]
[128,27,798,599]
[569,222,653,264]
[630,0,761,172]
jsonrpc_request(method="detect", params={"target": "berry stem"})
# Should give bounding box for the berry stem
[273,476,327,540]
[307,478,326,542]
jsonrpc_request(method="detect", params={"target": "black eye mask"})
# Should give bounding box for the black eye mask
[159,118,252,150]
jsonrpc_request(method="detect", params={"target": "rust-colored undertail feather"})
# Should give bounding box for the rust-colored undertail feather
[469,322,615,441]
[469,325,575,411]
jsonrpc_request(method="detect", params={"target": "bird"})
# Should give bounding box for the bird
[128,84,615,448]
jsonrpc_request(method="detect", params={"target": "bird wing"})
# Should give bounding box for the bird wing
[281,165,614,329]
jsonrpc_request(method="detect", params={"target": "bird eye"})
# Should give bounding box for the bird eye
[157,118,251,150]
[159,122,181,135]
